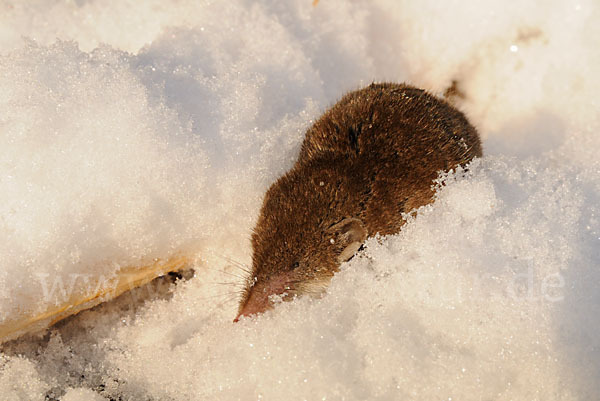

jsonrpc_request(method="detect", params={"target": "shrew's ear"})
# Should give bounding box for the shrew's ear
[326,218,368,263]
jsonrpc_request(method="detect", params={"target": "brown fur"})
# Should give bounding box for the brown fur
[236,82,482,320]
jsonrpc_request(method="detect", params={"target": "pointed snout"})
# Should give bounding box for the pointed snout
[233,298,267,322]
[233,283,273,322]
[233,273,291,322]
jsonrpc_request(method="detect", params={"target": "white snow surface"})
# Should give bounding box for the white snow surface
[0,0,599,400]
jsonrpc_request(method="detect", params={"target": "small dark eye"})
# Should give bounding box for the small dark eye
[292,261,300,269]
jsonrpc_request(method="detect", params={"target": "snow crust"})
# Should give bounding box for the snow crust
[0,0,599,400]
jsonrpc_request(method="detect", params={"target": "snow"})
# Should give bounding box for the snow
[0,0,599,400]
[61,388,106,401]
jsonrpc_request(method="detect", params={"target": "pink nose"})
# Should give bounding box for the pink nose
[233,273,290,322]
[233,307,257,322]
[233,290,270,322]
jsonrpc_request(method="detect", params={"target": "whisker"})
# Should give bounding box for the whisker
[207,250,252,274]
[204,297,239,315]
[209,281,245,287]
[195,291,243,301]
[222,256,251,273]
[203,266,247,280]
[216,295,239,304]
